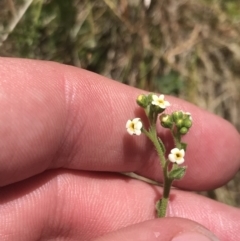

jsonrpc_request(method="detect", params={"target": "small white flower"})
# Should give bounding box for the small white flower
[185,112,193,121]
[152,94,170,109]
[168,148,185,164]
[126,118,142,135]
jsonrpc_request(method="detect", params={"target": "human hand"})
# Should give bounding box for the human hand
[0,58,239,241]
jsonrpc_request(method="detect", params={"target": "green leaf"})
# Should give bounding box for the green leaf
[169,166,187,180]
[158,137,166,153]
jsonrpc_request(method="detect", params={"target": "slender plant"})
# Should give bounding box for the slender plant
[126,93,192,217]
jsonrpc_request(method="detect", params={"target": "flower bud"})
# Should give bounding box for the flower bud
[147,93,154,103]
[179,127,188,135]
[136,94,148,108]
[172,111,184,122]
[183,118,192,128]
[160,114,173,128]
[176,119,183,128]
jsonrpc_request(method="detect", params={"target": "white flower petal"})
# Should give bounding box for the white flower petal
[159,94,164,100]
[135,129,141,135]
[135,121,142,130]
[179,149,185,157]
[152,95,158,101]
[132,118,140,123]
[126,120,132,128]
[171,148,179,154]
[184,112,192,121]
[164,101,170,107]
[176,158,184,165]
[168,153,176,163]
[126,129,133,135]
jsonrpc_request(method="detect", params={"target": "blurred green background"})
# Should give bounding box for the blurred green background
[0,0,239,207]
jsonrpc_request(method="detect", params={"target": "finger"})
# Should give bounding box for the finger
[0,58,239,190]
[0,171,239,241]
[93,218,219,241]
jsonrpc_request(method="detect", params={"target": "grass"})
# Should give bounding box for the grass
[0,0,240,207]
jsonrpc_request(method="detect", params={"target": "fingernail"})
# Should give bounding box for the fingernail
[172,232,220,241]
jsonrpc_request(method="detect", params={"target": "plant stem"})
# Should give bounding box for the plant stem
[143,126,173,217]
[142,127,165,167]
[158,167,173,217]
[171,127,181,149]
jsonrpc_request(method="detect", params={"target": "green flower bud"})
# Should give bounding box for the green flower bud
[183,118,192,128]
[176,119,183,128]
[179,127,189,135]
[172,111,184,122]
[160,114,173,128]
[136,94,148,108]
[147,93,154,103]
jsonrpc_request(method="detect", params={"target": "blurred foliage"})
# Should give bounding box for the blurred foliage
[154,71,183,95]
[0,0,240,207]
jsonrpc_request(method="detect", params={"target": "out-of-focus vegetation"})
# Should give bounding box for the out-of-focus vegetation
[0,0,240,207]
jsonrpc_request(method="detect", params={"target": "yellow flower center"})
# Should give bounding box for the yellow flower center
[176,153,181,159]
[130,123,135,130]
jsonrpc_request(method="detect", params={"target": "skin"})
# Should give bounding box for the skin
[0,57,240,241]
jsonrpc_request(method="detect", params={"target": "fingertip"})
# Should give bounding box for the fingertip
[181,108,240,190]
[93,218,219,241]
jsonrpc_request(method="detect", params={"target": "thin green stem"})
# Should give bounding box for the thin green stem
[143,126,173,217]
[171,126,181,149]
[158,161,173,217]
[142,127,166,167]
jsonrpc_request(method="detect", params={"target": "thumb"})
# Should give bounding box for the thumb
[93,218,219,241]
